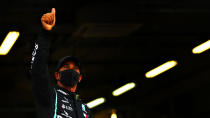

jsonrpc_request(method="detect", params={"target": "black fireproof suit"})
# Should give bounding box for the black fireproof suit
[30,29,91,118]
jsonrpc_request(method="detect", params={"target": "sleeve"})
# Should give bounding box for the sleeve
[31,29,54,106]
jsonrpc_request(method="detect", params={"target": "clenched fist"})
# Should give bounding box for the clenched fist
[41,8,56,31]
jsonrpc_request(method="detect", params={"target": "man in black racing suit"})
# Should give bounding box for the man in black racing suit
[30,8,91,118]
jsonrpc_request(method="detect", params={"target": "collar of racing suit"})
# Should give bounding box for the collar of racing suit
[55,85,80,101]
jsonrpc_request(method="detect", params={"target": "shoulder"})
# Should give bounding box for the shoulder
[79,100,91,117]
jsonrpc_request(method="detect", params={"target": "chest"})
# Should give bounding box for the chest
[54,90,89,118]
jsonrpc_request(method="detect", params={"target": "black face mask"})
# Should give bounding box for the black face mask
[59,69,80,87]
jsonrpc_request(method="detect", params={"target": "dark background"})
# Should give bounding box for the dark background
[0,0,210,118]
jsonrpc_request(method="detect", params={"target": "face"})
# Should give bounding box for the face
[55,61,82,82]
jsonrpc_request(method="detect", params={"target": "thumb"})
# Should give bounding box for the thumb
[51,8,56,15]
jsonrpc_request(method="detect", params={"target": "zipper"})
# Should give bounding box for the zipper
[73,96,79,118]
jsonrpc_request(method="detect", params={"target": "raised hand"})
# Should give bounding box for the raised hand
[41,8,56,31]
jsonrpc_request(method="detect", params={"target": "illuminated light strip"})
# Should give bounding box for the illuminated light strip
[111,113,117,118]
[86,97,106,109]
[145,60,178,78]
[0,31,20,55]
[192,40,210,54]
[112,82,136,96]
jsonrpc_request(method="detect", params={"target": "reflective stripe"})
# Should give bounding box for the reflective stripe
[53,89,58,118]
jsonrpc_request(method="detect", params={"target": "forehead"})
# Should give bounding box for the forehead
[62,61,81,70]
[63,61,76,66]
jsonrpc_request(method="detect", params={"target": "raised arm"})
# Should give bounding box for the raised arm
[31,8,56,106]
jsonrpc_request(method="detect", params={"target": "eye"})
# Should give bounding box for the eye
[73,67,80,74]
[63,64,69,69]
[74,66,79,69]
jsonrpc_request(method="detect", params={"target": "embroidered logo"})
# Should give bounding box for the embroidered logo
[83,113,88,118]
[82,104,86,112]
[31,43,38,69]
[62,97,70,104]
[57,89,69,95]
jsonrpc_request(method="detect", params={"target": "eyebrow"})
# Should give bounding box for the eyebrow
[63,64,79,69]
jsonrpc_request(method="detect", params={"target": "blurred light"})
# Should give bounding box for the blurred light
[112,82,136,96]
[145,60,177,78]
[0,31,20,55]
[192,40,210,54]
[111,113,117,118]
[87,97,106,109]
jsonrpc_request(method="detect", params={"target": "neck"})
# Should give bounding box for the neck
[57,81,77,92]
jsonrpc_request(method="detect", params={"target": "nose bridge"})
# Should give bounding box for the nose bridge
[69,63,75,69]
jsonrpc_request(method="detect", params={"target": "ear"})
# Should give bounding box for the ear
[78,75,82,83]
[55,72,61,81]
